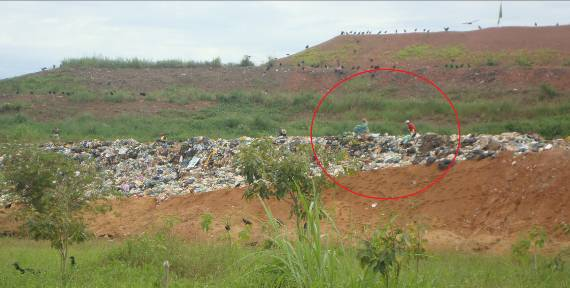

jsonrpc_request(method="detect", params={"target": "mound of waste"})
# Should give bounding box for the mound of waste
[37,132,567,201]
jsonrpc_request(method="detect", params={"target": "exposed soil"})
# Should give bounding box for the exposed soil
[2,26,570,120]
[0,94,212,121]
[1,149,568,253]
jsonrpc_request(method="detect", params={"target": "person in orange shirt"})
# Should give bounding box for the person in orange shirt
[405,120,417,137]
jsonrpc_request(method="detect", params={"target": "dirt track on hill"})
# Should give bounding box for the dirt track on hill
[2,149,568,253]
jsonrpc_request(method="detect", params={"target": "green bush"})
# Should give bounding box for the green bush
[486,57,499,66]
[515,55,533,67]
[239,55,254,67]
[0,102,23,113]
[539,83,558,99]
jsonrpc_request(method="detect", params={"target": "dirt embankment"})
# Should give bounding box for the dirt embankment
[1,149,568,253]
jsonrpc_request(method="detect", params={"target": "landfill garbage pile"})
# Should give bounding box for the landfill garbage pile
[36,132,567,200]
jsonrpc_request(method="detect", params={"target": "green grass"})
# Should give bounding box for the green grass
[0,73,98,102]
[396,45,466,60]
[0,85,568,141]
[1,236,568,287]
[394,46,565,67]
[292,43,358,66]
[61,56,225,69]
[0,72,569,141]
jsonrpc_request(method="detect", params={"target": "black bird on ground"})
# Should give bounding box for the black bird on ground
[70,256,76,268]
[444,27,450,32]
[478,25,482,30]
[225,224,231,231]
[534,22,538,27]
[242,218,252,225]
[4,202,11,209]
[305,45,309,49]
[13,262,40,275]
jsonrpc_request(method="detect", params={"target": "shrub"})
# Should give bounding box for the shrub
[0,102,23,113]
[0,148,103,286]
[235,138,333,225]
[200,213,213,233]
[516,55,533,67]
[539,83,558,99]
[486,57,499,66]
[239,55,255,67]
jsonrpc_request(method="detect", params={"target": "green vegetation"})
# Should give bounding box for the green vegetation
[540,83,559,99]
[292,43,358,66]
[0,148,105,286]
[60,56,225,69]
[200,213,214,233]
[2,150,570,287]
[0,68,569,141]
[0,102,23,113]
[394,46,565,67]
[239,55,255,67]
[396,44,466,60]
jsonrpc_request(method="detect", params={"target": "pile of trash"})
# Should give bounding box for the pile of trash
[39,132,567,200]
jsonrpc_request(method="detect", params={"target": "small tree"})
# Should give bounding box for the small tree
[529,226,548,270]
[404,221,427,274]
[235,138,327,228]
[239,55,255,67]
[511,225,548,271]
[1,148,102,286]
[357,218,408,288]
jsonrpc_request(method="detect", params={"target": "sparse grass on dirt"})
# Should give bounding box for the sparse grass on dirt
[292,43,358,66]
[394,45,565,67]
[0,82,569,141]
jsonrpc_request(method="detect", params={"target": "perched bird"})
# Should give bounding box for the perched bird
[70,256,76,268]
[224,224,231,231]
[305,45,309,49]
[478,25,482,30]
[242,218,252,225]
[534,22,538,27]
[444,27,450,32]
[414,28,417,32]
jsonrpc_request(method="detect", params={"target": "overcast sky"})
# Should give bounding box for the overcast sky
[1,1,568,79]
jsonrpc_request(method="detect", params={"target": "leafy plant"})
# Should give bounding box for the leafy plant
[486,57,499,66]
[357,217,408,287]
[0,148,103,286]
[200,213,213,233]
[511,225,548,270]
[239,55,254,67]
[235,138,325,227]
[539,83,558,99]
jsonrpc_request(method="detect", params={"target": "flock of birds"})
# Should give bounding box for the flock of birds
[337,21,561,37]
[338,20,484,36]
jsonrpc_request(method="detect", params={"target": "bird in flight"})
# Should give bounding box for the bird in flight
[462,19,480,25]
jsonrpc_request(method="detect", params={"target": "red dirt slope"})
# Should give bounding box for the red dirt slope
[3,149,568,253]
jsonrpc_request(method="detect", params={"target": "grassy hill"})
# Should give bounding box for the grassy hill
[0,26,569,142]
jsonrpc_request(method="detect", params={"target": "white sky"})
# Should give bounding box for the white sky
[1,1,569,79]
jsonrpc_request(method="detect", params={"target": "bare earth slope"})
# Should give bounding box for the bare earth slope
[2,149,568,253]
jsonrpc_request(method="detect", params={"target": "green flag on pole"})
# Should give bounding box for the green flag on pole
[497,2,503,25]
